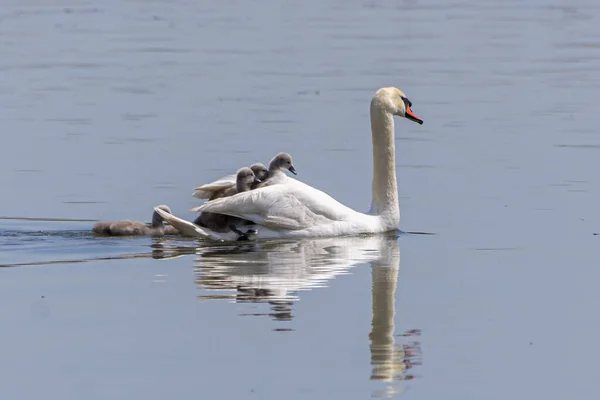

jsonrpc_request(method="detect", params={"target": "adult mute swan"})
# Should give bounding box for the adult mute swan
[156,87,423,241]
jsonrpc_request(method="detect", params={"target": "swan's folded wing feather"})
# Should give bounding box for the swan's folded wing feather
[196,186,303,229]
[263,215,304,230]
[197,181,355,231]
[192,174,236,199]
[195,174,236,190]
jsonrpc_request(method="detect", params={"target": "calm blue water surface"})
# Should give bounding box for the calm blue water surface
[1,0,600,398]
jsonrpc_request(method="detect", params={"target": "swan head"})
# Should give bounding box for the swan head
[250,163,268,181]
[373,87,423,125]
[269,152,297,175]
[237,167,261,188]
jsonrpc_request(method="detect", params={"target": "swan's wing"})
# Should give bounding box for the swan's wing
[195,174,236,190]
[196,180,357,231]
[192,174,236,199]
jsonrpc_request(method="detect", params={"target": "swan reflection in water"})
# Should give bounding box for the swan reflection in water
[8,230,422,395]
[368,234,422,397]
[183,232,421,391]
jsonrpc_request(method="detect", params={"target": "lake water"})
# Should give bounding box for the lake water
[1,0,600,398]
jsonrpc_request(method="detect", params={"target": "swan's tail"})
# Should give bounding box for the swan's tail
[153,207,247,242]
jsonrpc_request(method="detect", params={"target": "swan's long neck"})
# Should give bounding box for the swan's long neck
[370,105,399,225]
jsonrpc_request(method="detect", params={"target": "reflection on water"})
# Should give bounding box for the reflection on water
[187,232,421,392]
[194,238,370,304]
[193,234,388,308]
[1,226,423,393]
[0,225,198,267]
[369,235,422,397]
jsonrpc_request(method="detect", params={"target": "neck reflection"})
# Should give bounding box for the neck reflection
[369,237,421,392]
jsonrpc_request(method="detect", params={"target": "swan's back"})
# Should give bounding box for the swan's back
[282,178,363,222]
[199,177,363,231]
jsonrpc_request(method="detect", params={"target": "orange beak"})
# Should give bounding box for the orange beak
[405,105,423,125]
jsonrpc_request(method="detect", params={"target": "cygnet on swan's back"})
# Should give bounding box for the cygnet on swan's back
[255,152,297,188]
[92,205,172,236]
[193,163,268,200]
[193,167,259,232]
[249,163,268,189]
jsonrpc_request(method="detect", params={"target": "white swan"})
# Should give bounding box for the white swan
[157,87,423,241]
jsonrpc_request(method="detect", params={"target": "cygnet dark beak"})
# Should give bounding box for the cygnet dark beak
[254,177,261,184]
[288,166,297,175]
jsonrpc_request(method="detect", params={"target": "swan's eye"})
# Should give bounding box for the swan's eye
[401,96,412,108]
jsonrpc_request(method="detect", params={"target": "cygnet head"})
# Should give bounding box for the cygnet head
[371,87,423,125]
[250,163,268,181]
[152,204,172,227]
[236,167,260,191]
[269,152,297,175]
[155,205,172,214]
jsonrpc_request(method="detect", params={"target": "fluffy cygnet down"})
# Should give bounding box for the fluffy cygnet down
[92,205,172,236]
[193,167,259,232]
[255,152,297,188]
[193,163,268,200]
[249,163,268,188]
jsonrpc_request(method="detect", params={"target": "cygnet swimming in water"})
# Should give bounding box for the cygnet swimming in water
[193,163,268,200]
[255,152,297,188]
[193,167,260,232]
[92,205,172,236]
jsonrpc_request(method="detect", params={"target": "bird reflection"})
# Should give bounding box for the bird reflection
[369,237,422,397]
[154,232,421,392]
[193,233,398,296]
[192,236,378,322]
